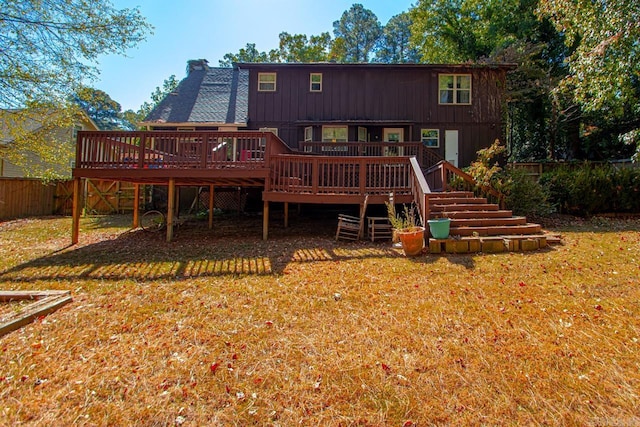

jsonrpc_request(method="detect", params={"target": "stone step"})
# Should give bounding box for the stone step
[449,223,542,237]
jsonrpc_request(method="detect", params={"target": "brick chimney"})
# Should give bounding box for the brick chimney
[187,59,209,75]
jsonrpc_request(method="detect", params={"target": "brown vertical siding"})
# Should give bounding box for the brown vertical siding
[243,64,509,164]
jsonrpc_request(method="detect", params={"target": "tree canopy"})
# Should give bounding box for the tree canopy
[375,13,420,64]
[74,87,132,131]
[0,0,152,109]
[332,4,383,62]
[0,0,151,177]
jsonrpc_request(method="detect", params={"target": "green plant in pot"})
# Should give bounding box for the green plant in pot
[385,202,425,256]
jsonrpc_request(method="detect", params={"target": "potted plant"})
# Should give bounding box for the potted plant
[385,202,425,256]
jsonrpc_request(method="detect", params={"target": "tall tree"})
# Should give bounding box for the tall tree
[333,4,383,62]
[375,12,420,63]
[537,0,640,160]
[74,87,131,130]
[275,32,333,63]
[218,43,277,67]
[0,0,151,109]
[0,0,151,176]
[138,75,180,121]
[410,0,581,160]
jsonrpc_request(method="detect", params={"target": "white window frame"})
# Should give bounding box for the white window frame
[357,127,367,142]
[303,126,313,152]
[421,129,440,148]
[310,73,322,92]
[304,126,313,142]
[438,74,471,105]
[258,72,277,92]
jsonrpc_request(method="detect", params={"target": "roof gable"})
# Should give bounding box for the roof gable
[143,67,248,126]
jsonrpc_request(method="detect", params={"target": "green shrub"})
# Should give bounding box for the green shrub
[539,163,640,216]
[503,168,553,217]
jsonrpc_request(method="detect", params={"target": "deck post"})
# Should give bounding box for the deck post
[208,185,215,229]
[71,177,82,245]
[284,202,289,228]
[263,200,269,240]
[132,184,140,229]
[167,179,175,242]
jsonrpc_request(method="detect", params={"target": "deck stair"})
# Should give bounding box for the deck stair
[428,191,542,237]
[426,191,559,254]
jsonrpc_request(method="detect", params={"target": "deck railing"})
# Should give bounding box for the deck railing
[75,131,292,170]
[424,160,505,207]
[268,155,414,197]
[298,142,444,170]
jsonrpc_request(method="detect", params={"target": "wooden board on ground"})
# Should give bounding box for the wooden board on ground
[0,291,72,338]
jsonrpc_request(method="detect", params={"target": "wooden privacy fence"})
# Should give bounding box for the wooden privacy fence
[0,178,139,220]
[0,178,59,220]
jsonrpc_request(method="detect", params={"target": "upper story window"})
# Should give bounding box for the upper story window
[310,73,322,92]
[439,74,471,104]
[258,72,277,92]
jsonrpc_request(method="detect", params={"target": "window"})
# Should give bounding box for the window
[304,126,313,152]
[258,72,276,92]
[421,129,439,147]
[71,125,82,141]
[439,74,471,104]
[357,127,367,142]
[304,126,313,142]
[322,126,348,142]
[310,73,322,92]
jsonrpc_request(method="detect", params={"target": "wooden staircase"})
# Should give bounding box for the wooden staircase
[428,191,542,237]
[424,191,562,253]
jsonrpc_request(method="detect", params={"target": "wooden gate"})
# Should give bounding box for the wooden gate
[54,179,140,215]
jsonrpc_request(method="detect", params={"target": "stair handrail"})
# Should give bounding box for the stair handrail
[425,160,506,208]
[409,156,431,227]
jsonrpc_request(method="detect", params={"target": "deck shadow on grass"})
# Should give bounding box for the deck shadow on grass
[0,221,409,282]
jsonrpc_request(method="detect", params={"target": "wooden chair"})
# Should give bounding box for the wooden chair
[336,194,369,241]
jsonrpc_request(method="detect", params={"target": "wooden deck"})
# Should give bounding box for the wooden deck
[71,131,540,246]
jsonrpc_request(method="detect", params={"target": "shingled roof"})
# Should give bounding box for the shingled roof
[143,63,248,126]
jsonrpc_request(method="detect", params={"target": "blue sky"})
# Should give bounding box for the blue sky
[95,0,416,112]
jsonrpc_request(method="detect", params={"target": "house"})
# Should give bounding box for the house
[142,60,513,168]
[71,60,540,245]
[1,108,99,179]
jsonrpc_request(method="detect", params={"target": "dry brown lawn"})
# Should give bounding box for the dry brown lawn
[0,213,639,426]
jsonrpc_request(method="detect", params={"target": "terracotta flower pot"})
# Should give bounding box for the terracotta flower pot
[396,226,425,256]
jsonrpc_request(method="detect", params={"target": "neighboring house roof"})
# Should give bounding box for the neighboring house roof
[142,66,249,127]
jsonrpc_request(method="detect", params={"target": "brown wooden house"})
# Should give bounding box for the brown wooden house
[240,62,510,168]
[142,60,513,168]
[71,60,547,247]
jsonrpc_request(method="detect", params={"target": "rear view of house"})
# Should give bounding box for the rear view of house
[143,60,512,168]
[72,59,534,245]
